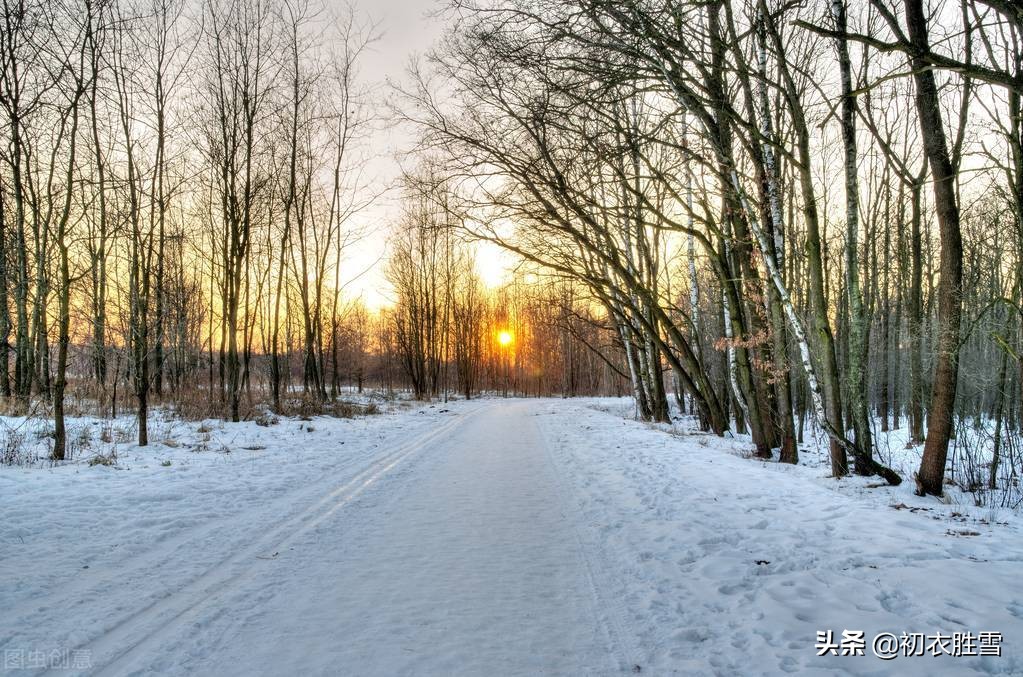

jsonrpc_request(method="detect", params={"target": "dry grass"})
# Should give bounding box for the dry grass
[87,452,117,467]
[254,411,279,427]
[0,397,28,417]
[0,382,385,469]
[277,394,382,420]
[170,386,224,421]
[1,428,34,466]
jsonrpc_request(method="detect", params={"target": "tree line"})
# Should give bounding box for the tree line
[0,0,392,459]
[385,169,632,401]
[393,0,1023,498]
[0,0,629,464]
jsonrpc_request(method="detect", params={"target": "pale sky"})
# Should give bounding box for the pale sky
[337,0,514,309]
[335,0,439,310]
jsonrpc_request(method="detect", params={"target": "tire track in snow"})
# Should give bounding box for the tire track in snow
[5,413,466,631]
[40,403,486,677]
[534,405,642,674]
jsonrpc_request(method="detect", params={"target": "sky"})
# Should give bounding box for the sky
[337,0,441,310]
[339,0,513,310]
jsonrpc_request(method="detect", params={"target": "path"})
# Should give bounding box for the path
[71,401,631,676]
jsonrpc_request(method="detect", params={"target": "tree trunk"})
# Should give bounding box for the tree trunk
[904,0,965,497]
[832,0,873,472]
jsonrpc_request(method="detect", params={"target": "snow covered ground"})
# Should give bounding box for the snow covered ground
[2,397,1021,675]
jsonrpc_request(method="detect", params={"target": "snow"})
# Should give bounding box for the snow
[2,397,1021,675]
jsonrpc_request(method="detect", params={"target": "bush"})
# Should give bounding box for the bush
[255,411,279,427]
[34,426,56,440]
[0,397,29,417]
[287,395,324,420]
[330,399,381,418]
[333,400,359,418]
[88,452,117,467]
[169,386,222,421]
[67,425,93,460]
[1,429,34,467]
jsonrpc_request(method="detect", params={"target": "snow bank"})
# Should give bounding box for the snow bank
[544,398,1023,675]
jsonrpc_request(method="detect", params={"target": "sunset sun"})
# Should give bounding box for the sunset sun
[497,330,514,347]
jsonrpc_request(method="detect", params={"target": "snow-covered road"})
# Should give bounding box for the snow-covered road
[2,398,1022,676]
[3,401,630,676]
[143,400,628,676]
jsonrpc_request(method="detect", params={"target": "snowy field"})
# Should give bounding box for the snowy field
[1,397,1021,675]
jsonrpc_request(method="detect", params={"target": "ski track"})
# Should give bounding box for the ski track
[7,406,478,632]
[153,400,622,677]
[72,404,485,677]
[535,411,641,675]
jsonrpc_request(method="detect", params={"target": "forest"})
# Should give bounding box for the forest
[1,0,1022,505]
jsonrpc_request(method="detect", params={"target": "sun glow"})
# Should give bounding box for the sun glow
[475,241,514,288]
[497,330,514,347]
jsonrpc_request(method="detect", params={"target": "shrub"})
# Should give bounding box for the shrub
[170,386,221,421]
[1,429,33,467]
[67,425,93,460]
[255,411,279,427]
[88,452,117,467]
[34,426,56,440]
[288,395,324,419]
